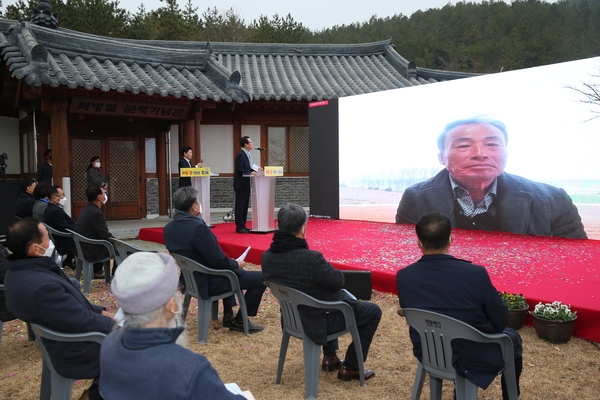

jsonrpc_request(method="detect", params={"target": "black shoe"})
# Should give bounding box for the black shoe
[236,228,249,234]
[223,314,235,327]
[229,319,264,333]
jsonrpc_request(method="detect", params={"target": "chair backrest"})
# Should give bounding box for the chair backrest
[402,308,515,381]
[266,281,356,341]
[30,323,106,375]
[66,229,116,263]
[109,238,147,265]
[43,223,73,241]
[172,254,239,300]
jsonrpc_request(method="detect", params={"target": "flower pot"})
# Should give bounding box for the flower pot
[532,314,577,343]
[507,305,529,330]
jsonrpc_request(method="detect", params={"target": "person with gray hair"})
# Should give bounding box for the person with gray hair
[262,203,382,381]
[164,186,265,333]
[100,252,246,400]
[395,116,586,238]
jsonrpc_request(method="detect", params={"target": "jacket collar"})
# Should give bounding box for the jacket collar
[121,326,185,350]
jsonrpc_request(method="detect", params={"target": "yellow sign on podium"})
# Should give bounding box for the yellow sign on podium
[180,167,211,177]
[264,166,284,177]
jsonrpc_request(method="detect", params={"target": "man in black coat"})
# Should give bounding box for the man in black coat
[36,149,53,184]
[4,218,115,400]
[233,136,260,234]
[76,186,113,278]
[395,117,586,238]
[14,178,37,218]
[262,203,382,381]
[164,186,265,333]
[396,212,522,400]
[178,146,202,188]
[43,186,77,268]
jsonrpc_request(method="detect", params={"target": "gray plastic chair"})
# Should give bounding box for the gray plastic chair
[172,254,249,344]
[43,223,78,267]
[66,229,114,295]
[30,323,106,400]
[109,237,150,265]
[402,308,518,400]
[266,282,366,400]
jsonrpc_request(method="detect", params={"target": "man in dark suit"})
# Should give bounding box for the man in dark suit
[262,203,382,381]
[178,146,202,188]
[396,212,522,400]
[164,186,265,333]
[36,149,53,184]
[4,218,115,400]
[395,116,586,238]
[14,178,37,218]
[43,186,77,268]
[233,136,259,234]
[77,186,113,279]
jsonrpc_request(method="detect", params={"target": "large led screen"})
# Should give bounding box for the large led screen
[337,57,600,240]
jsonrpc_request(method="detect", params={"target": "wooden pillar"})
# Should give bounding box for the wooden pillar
[181,117,196,160]
[157,130,167,215]
[47,100,69,186]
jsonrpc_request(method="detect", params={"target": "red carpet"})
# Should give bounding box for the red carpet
[139,219,600,342]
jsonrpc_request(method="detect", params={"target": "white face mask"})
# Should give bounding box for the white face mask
[58,197,68,207]
[36,240,55,258]
[101,193,108,204]
[94,162,101,168]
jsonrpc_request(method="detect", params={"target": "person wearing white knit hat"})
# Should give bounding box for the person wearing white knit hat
[99,252,247,400]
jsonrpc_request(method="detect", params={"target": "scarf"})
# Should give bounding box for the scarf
[268,230,308,253]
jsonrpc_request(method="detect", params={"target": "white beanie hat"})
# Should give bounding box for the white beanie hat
[111,252,179,314]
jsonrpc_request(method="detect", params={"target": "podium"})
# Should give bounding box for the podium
[249,175,276,233]
[181,167,215,227]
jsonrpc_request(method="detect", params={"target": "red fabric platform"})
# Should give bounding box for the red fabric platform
[139,219,600,342]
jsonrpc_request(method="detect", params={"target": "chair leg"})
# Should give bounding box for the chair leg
[40,363,51,400]
[235,289,249,337]
[182,294,191,321]
[275,332,290,384]
[74,257,82,280]
[0,321,3,343]
[82,261,92,295]
[302,338,321,399]
[50,371,74,400]
[197,299,212,344]
[410,363,426,400]
[103,260,111,283]
[455,376,478,400]
[429,376,443,400]
[211,300,219,321]
[349,327,365,387]
[27,322,36,341]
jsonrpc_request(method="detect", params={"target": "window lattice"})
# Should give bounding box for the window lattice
[289,127,309,173]
[145,138,157,173]
[72,139,102,202]
[109,140,138,202]
[267,127,287,171]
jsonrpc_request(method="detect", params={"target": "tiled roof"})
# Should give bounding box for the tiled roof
[0,18,476,103]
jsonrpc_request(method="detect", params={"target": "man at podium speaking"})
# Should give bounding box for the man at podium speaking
[178,146,203,188]
[234,136,262,234]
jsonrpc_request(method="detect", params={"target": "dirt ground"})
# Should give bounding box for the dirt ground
[1,241,599,399]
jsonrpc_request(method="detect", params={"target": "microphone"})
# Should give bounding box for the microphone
[256,147,266,151]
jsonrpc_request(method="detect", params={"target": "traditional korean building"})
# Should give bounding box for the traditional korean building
[0,1,474,221]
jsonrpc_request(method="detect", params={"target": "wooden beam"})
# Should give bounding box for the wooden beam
[157,130,167,215]
[50,101,69,187]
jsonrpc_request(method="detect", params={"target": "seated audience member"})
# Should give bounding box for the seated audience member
[76,186,113,279]
[44,186,77,269]
[261,203,382,381]
[32,182,52,221]
[4,218,115,400]
[164,186,265,333]
[14,178,37,218]
[0,242,16,324]
[100,252,247,400]
[396,212,523,400]
[51,185,69,208]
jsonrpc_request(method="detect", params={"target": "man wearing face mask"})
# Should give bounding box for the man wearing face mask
[44,186,77,269]
[4,218,115,400]
[77,186,114,279]
[100,252,247,400]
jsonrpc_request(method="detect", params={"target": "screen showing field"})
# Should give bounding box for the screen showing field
[338,56,600,239]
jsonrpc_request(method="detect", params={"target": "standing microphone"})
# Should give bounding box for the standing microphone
[256,147,266,151]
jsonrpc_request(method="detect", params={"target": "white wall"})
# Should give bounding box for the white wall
[241,125,261,167]
[199,124,261,174]
[0,117,21,174]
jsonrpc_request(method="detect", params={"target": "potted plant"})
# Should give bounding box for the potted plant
[530,301,577,343]
[499,291,529,330]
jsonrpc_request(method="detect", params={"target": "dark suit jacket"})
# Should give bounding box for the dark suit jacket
[163,211,242,299]
[397,254,515,389]
[4,256,114,379]
[43,202,77,255]
[0,243,16,322]
[14,192,36,218]
[178,158,192,188]
[36,162,53,184]
[261,248,346,345]
[233,150,253,191]
[395,169,587,238]
[76,202,113,262]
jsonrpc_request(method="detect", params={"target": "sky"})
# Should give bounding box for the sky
[2,0,558,31]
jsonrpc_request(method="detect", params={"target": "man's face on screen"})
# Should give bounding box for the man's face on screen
[438,123,508,189]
